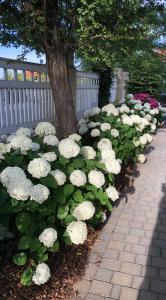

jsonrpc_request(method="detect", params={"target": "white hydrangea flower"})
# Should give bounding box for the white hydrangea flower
[79,118,88,125]
[97,138,112,150]
[153,118,157,124]
[32,263,51,285]
[130,109,134,114]
[0,166,26,188]
[121,115,133,126]
[28,158,51,178]
[6,135,15,143]
[43,135,59,146]
[139,135,147,145]
[105,159,121,175]
[129,99,141,105]
[42,152,57,162]
[151,123,156,132]
[134,103,142,110]
[106,186,119,202]
[130,115,141,124]
[7,179,32,201]
[84,107,100,118]
[138,154,146,164]
[119,104,130,114]
[73,201,95,221]
[102,104,119,116]
[88,170,105,188]
[30,184,50,203]
[67,221,87,245]
[143,103,151,110]
[0,143,7,160]
[69,133,81,142]
[70,170,87,187]
[79,125,89,135]
[35,122,56,136]
[80,146,96,160]
[88,121,98,128]
[58,138,80,158]
[50,169,66,186]
[145,134,153,143]
[127,94,134,100]
[10,135,32,152]
[90,128,100,137]
[15,127,32,137]
[111,129,119,137]
[101,211,107,223]
[133,138,140,147]
[39,228,57,248]
[31,142,40,152]
[101,148,116,161]
[100,123,111,132]
[144,114,152,122]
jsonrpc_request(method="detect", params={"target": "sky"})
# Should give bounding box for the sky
[0,46,45,64]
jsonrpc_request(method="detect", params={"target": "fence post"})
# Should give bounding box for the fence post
[67,51,77,108]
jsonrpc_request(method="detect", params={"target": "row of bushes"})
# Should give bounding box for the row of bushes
[0,93,165,286]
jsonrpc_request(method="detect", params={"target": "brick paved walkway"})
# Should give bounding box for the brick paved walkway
[71,126,166,300]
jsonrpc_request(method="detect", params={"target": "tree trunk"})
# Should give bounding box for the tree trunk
[45,47,77,138]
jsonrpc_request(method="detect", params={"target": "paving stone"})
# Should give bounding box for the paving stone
[73,280,91,298]
[132,244,147,255]
[139,291,158,300]
[111,232,125,242]
[111,272,133,287]
[119,287,139,300]
[151,279,166,294]
[132,276,150,290]
[86,294,105,300]
[152,257,166,268]
[94,268,113,282]
[114,226,130,235]
[110,284,122,299]
[93,240,108,254]
[142,266,158,278]
[129,228,145,237]
[120,262,142,276]
[136,254,151,266]
[100,258,121,271]
[84,263,98,281]
[125,234,140,244]
[159,268,166,280]
[104,249,120,260]
[89,280,112,297]
[119,251,136,263]
[108,240,125,251]
[139,237,151,246]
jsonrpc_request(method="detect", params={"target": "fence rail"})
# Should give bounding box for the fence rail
[0,58,99,134]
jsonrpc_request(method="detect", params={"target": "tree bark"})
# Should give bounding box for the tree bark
[45,47,77,138]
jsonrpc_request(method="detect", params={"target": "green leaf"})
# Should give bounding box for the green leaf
[63,184,74,198]
[63,230,72,245]
[15,212,31,233]
[64,214,76,225]
[40,175,57,188]
[21,268,33,286]
[121,125,130,132]
[9,153,23,166]
[18,235,31,250]
[13,252,27,266]
[73,190,84,203]
[95,190,108,205]
[29,237,41,252]
[57,205,69,220]
[59,155,69,165]
[37,253,48,263]
[48,240,59,252]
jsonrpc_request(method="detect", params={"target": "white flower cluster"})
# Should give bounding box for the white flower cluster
[73,201,95,221]
[70,170,87,187]
[30,184,50,203]
[121,114,133,126]
[84,107,100,118]
[97,138,112,151]
[0,143,7,160]
[41,152,57,162]
[88,170,105,188]
[35,122,56,136]
[138,154,146,164]
[80,146,96,160]
[28,158,51,178]
[119,104,130,114]
[106,186,119,202]
[9,135,32,152]
[39,228,58,248]
[32,263,51,285]
[58,138,80,158]
[50,169,66,186]
[90,128,100,137]
[100,123,111,132]
[69,133,81,142]
[43,135,59,146]
[15,127,32,137]
[111,129,119,138]
[102,103,119,116]
[67,221,87,245]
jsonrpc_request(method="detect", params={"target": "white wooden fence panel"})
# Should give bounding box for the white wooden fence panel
[0,58,100,135]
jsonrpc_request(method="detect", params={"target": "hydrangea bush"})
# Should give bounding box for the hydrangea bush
[0,122,118,286]
[79,94,164,165]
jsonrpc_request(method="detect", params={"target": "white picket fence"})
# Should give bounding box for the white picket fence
[0,58,129,135]
[0,58,99,134]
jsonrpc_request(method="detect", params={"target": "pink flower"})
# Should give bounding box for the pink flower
[134,93,159,108]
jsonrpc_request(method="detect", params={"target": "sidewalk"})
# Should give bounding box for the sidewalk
[72,126,166,300]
